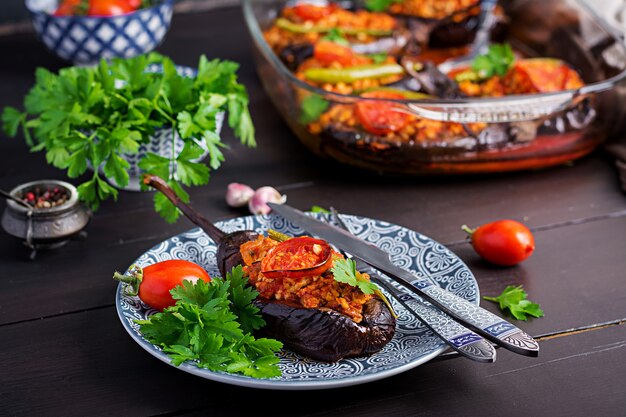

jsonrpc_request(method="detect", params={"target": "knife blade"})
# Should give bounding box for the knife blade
[268,203,540,357]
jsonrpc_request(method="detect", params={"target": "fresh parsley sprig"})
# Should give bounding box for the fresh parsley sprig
[471,43,516,79]
[331,257,379,295]
[1,53,255,223]
[483,285,544,321]
[136,266,282,379]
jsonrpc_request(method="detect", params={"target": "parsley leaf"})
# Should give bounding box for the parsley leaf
[310,205,330,214]
[369,52,388,64]
[322,28,349,46]
[331,257,379,295]
[153,180,189,223]
[365,0,403,12]
[472,43,515,79]
[300,94,330,124]
[136,266,282,379]
[483,285,544,321]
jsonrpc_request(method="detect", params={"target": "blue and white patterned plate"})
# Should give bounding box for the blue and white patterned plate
[115,213,479,389]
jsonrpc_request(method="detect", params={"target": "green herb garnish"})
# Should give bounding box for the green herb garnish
[322,28,350,46]
[331,257,379,295]
[2,53,255,223]
[471,43,515,79]
[311,205,331,214]
[136,266,282,379]
[364,0,403,12]
[483,285,544,321]
[369,52,388,64]
[300,94,330,124]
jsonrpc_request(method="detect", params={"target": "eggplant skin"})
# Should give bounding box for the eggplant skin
[254,297,397,362]
[216,231,260,278]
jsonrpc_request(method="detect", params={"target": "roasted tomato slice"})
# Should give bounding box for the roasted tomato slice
[504,58,584,94]
[313,41,371,67]
[292,3,337,22]
[261,236,333,278]
[355,91,412,136]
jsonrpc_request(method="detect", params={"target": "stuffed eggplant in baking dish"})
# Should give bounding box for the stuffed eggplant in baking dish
[258,0,597,171]
[267,9,591,153]
[144,176,396,363]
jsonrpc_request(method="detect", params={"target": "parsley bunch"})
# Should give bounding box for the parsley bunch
[1,52,255,222]
[136,266,282,379]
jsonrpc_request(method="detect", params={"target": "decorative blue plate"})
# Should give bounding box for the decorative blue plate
[115,213,479,389]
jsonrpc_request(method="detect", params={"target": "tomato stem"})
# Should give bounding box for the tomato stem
[461,224,476,237]
[113,264,143,296]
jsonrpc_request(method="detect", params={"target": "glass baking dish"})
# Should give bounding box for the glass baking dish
[243,0,626,174]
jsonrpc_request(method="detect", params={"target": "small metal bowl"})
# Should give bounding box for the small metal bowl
[1,180,91,259]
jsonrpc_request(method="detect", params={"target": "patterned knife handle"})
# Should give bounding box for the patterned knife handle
[386,266,539,356]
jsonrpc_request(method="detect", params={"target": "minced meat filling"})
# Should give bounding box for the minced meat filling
[240,236,373,323]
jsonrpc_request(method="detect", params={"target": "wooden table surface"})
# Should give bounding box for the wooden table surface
[1,6,626,417]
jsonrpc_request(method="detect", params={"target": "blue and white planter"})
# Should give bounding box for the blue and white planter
[26,0,174,64]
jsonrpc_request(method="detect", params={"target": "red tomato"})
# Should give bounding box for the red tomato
[504,59,584,94]
[114,260,211,311]
[261,236,332,278]
[126,0,142,9]
[88,0,136,16]
[313,41,370,67]
[54,0,84,16]
[464,220,535,266]
[355,91,412,136]
[292,3,336,21]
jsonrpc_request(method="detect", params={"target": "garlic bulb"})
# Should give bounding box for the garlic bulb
[225,183,255,208]
[248,186,287,215]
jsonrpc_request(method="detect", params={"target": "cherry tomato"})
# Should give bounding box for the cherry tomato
[88,0,136,16]
[355,91,412,136]
[463,220,535,266]
[313,41,370,67]
[292,3,336,22]
[261,236,332,278]
[126,0,142,9]
[114,260,211,311]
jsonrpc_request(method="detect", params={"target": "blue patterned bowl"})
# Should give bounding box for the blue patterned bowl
[26,0,174,64]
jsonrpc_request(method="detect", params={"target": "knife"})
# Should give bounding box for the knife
[268,203,540,357]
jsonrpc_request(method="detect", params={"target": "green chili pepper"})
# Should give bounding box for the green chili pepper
[304,64,404,83]
[275,18,394,37]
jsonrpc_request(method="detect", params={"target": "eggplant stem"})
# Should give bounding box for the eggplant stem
[142,174,226,242]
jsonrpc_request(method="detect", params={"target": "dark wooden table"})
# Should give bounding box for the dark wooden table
[1,6,626,417]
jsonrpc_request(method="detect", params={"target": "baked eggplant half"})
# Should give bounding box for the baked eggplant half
[144,175,397,362]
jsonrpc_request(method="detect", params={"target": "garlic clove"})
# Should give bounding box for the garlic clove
[226,182,255,208]
[248,186,287,215]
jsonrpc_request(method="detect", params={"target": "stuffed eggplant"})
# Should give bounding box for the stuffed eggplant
[144,175,397,362]
[300,43,593,156]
